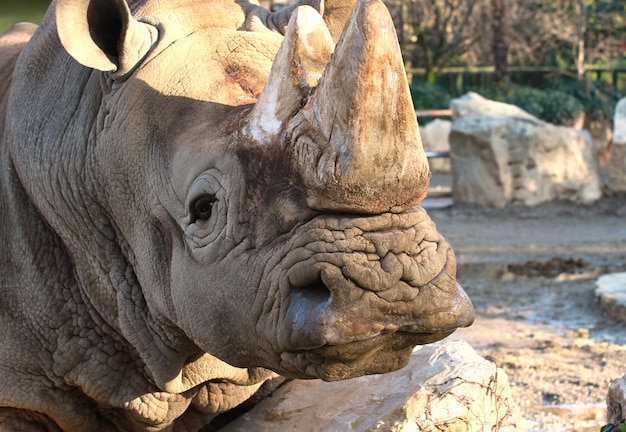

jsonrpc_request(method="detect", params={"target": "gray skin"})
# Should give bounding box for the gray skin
[0,0,474,430]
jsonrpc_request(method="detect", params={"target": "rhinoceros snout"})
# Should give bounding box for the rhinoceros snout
[272,208,474,380]
[284,250,473,347]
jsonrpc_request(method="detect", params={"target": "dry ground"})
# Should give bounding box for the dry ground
[428,195,626,431]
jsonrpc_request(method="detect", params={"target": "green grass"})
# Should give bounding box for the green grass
[0,0,50,34]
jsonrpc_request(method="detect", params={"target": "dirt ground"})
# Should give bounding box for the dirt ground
[427,195,626,432]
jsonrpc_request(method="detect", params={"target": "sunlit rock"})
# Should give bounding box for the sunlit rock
[607,374,626,425]
[449,93,601,207]
[595,272,626,322]
[220,339,526,432]
[451,92,537,121]
[420,119,452,173]
[608,97,626,192]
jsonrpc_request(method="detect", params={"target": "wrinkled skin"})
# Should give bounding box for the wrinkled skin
[0,0,473,430]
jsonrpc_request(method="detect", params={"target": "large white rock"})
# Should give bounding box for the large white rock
[420,119,452,173]
[451,92,538,121]
[608,98,626,192]
[607,374,626,424]
[220,339,526,432]
[595,272,626,322]
[449,93,602,207]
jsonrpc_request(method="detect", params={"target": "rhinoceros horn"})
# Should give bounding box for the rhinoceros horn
[252,0,430,213]
[245,6,335,142]
[266,0,356,43]
[292,0,430,213]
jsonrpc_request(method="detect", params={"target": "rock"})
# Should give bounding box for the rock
[613,98,626,146]
[220,339,527,432]
[449,93,602,207]
[608,98,626,192]
[420,119,452,173]
[607,374,626,424]
[595,272,626,322]
[450,92,537,122]
[587,119,613,167]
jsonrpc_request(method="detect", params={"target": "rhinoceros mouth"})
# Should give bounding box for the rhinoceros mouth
[264,208,474,379]
[277,331,454,381]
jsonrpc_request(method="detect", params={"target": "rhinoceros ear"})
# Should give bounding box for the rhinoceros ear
[56,0,157,77]
[266,0,357,43]
[265,0,323,34]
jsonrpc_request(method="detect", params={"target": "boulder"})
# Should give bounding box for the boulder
[420,119,452,173]
[607,374,626,425]
[595,272,626,322]
[451,92,537,122]
[220,339,527,432]
[449,93,602,207]
[608,97,626,192]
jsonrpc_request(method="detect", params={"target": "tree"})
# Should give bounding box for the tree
[384,0,624,89]
[491,0,509,83]
[583,0,625,67]
[389,0,489,83]
[573,0,587,78]
[505,0,625,72]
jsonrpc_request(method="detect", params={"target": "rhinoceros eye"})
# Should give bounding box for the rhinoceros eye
[190,194,217,223]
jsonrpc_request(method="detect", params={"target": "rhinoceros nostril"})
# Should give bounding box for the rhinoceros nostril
[293,281,331,304]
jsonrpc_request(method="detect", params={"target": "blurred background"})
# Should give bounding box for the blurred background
[1,0,49,34]
[1,0,623,130]
[386,0,625,136]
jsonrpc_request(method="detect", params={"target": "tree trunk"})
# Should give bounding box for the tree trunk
[491,0,509,83]
[425,65,437,84]
[575,0,587,79]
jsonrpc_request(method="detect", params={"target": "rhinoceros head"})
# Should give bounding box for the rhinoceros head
[47,0,472,402]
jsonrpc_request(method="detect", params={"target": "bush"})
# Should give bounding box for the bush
[554,80,619,123]
[504,87,584,125]
[409,82,451,111]
[411,78,613,127]
[502,87,545,118]
[535,90,585,125]
[500,87,584,126]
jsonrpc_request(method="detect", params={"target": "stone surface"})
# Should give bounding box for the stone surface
[608,97,626,192]
[613,98,626,145]
[220,339,526,432]
[607,374,626,424]
[450,92,537,122]
[420,119,452,173]
[449,93,602,207]
[595,272,626,322]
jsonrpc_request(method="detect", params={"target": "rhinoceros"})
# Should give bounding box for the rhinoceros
[0,0,474,429]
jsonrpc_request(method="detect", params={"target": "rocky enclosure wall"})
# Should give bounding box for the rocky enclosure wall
[448,93,602,207]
